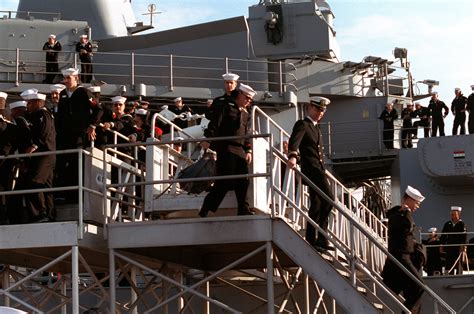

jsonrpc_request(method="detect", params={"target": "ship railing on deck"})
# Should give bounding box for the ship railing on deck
[0,48,297,93]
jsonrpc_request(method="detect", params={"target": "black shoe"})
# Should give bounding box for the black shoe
[199,208,209,217]
[238,209,255,216]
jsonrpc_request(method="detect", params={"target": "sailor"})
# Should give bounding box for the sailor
[42,34,62,84]
[379,103,398,149]
[401,103,415,148]
[451,87,468,135]
[75,34,93,83]
[205,72,240,121]
[381,185,425,314]
[440,206,467,275]
[168,97,192,131]
[55,68,100,203]
[0,92,7,118]
[412,102,431,138]
[199,83,255,217]
[287,96,334,253]
[24,92,56,223]
[48,84,66,114]
[428,91,449,136]
[422,227,442,276]
[466,85,474,134]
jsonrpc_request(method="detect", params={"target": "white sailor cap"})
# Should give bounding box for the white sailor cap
[431,91,438,95]
[222,72,239,81]
[405,185,425,202]
[88,86,101,93]
[9,100,27,109]
[238,83,256,99]
[174,97,182,102]
[454,87,461,92]
[50,84,66,93]
[414,102,421,106]
[450,206,462,212]
[20,88,38,100]
[310,96,331,111]
[49,34,56,39]
[27,93,47,101]
[80,34,88,38]
[135,108,148,116]
[62,68,79,77]
[111,96,127,104]
[428,227,437,233]
[0,92,7,99]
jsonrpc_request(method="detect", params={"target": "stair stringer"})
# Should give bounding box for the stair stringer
[272,218,380,314]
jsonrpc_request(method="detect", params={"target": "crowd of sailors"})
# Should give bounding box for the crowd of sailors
[379,86,474,149]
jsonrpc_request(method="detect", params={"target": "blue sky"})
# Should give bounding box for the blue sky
[2,0,473,132]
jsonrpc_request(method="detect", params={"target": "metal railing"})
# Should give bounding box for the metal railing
[0,47,298,92]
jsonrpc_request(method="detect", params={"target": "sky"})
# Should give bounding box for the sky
[1,0,473,133]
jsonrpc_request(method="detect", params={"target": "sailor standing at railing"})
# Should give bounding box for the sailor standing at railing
[23,92,56,223]
[440,206,467,275]
[198,83,255,217]
[55,68,102,203]
[75,34,94,83]
[42,34,62,84]
[467,85,474,134]
[287,96,334,254]
[381,185,425,314]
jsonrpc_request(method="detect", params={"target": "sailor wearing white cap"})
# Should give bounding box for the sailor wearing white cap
[451,87,468,135]
[48,84,66,113]
[9,100,27,110]
[440,205,467,275]
[22,84,56,223]
[20,88,39,100]
[0,92,7,111]
[169,96,192,130]
[76,34,93,83]
[88,86,101,94]
[199,82,256,218]
[50,84,66,93]
[468,85,474,134]
[382,185,426,312]
[205,73,241,121]
[423,227,442,276]
[428,91,449,136]
[42,33,62,83]
[287,95,333,253]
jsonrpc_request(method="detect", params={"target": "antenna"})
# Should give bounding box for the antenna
[142,3,161,26]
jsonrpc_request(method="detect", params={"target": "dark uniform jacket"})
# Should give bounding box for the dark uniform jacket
[413,106,430,125]
[401,108,415,128]
[386,205,416,255]
[440,219,467,246]
[75,41,93,63]
[206,91,237,121]
[42,41,62,62]
[56,87,101,148]
[27,107,56,184]
[451,95,467,116]
[428,99,449,120]
[204,97,251,158]
[468,93,474,113]
[287,117,325,174]
[379,109,398,129]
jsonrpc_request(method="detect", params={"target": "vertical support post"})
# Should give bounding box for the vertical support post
[327,122,332,156]
[78,150,84,239]
[131,52,135,86]
[169,54,174,91]
[266,242,274,314]
[279,61,283,96]
[204,279,210,314]
[74,53,78,70]
[109,249,116,314]
[72,246,79,314]
[130,266,138,314]
[3,265,10,307]
[15,48,20,87]
[224,57,229,73]
[304,273,309,314]
[178,272,184,311]
[61,279,67,314]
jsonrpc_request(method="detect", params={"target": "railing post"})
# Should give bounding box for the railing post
[109,249,116,314]
[15,48,20,86]
[327,122,332,156]
[72,245,79,314]
[131,52,135,86]
[384,63,389,96]
[279,61,283,95]
[74,52,78,70]
[78,150,84,239]
[225,57,229,73]
[169,54,174,91]
[266,242,275,314]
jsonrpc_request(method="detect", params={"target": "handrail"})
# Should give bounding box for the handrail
[272,147,455,313]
